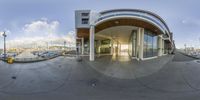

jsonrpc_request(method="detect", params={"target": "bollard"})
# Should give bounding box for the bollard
[7,57,14,64]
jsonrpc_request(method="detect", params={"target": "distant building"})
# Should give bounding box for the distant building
[75,9,174,61]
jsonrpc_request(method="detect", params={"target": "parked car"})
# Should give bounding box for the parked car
[0,54,3,58]
[7,53,18,58]
[0,54,8,59]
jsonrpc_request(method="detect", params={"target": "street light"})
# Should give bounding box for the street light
[184,44,187,54]
[2,32,7,60]
[64,41,66,49]
[199,38,200,49]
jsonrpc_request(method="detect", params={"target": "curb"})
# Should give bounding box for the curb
[179,52,200,59]
[0,55,61,64]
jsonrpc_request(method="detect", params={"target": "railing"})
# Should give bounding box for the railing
[14,57,45,62]
[179,50,200,59]
[0,50,77,63]
[13,54,61,63]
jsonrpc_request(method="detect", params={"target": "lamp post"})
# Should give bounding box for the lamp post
[184,44,187,54]
[46,42,49,51]
[2,32,7,60]
[199,38,200,49]
[64,41,66,49]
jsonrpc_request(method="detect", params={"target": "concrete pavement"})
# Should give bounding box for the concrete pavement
[0,52,200,100]
[84,54,173,79]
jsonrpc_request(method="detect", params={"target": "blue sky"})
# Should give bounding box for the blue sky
[0,0,200,49]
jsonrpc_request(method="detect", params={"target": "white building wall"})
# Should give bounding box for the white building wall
[75,10,91,28]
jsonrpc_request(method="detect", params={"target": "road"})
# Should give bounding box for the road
[172,52,196,61]
[0,52,200,100]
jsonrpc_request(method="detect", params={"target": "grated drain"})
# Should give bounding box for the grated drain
[89,79,98,87]
[196,60,200,63]
[12,76,16,79]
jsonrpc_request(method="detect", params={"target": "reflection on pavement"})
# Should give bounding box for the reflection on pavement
[112,51,131,62]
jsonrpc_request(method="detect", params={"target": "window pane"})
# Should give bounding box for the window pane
[81,13,89,16]
[82,18,89,24]
[153,36,158,56]
[147,34,153,57]
[143,33,148,58]
[143,30,158,58]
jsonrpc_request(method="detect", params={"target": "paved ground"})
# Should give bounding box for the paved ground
[85,54,173,79]
[0,52,200,100]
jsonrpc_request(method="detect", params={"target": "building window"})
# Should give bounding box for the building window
[95,39,110,54]
[153,36,158,56]
[82,18,89,24]
[81,13,89,16]
[143,30,158,58]
[128,30,137,57]
[164,41,169,54]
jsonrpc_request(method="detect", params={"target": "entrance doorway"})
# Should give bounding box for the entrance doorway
[95,26,138,61]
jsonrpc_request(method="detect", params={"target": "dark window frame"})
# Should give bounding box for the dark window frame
[81,18,89,24]
[81,13,89,17]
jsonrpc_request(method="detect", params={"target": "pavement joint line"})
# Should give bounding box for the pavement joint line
[132,65,200,93]
[0,57,72,95]
[0,62,73,95]
[129,54,200,93]
[179,67,200,91]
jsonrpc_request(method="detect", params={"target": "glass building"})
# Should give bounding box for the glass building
[75,9,174,61]
[143,30,158,58]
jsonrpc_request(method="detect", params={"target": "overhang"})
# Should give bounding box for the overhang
[95,17,163,35]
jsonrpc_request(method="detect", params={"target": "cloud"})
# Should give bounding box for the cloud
[7,30,76,48]
[5,18,76,48]
[181,18,200,26]
[65,31,76,43]
[22,18,59,37]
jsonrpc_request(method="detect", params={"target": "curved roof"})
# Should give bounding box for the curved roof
[95,17,164,36]
[98,9,171,34]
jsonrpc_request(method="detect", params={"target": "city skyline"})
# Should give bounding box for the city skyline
[1,0,200,49]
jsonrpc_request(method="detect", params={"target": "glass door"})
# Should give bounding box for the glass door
[132,30,137,57]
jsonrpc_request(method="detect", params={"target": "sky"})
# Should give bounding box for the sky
[0,0,200,49]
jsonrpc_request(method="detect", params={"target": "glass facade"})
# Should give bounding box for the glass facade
[91,29,159,59]
[143,30,158,58]
[164,41,169,54]
[128,36,132,56]
[95,39,111,54]
[128,30,137,57]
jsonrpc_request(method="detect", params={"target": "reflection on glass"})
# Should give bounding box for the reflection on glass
[143,30,158,58]
[128,30,137,57]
